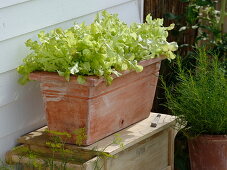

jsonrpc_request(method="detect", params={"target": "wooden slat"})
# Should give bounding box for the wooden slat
[18,113,176,155]
[7,112,177,169]
[168,128,175,170]
[0,0,31,9]
[0,120,46,159]
[143,0,197,113]
[106,130,169,170]
[0,0,134,42]
[0,70,42,107]
[0,89,45,138]
[162,166,171,170]
[84,113,176,155]
[5,146,85,170]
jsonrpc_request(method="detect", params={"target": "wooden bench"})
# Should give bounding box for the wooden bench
[6,113,177,170]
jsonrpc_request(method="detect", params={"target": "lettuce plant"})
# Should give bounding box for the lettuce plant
[17,11,178,85]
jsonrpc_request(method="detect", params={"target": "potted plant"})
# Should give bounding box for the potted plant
[163,48,227,170]
[17,11,178,145]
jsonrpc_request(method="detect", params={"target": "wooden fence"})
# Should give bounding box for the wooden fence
[143,0,197,113]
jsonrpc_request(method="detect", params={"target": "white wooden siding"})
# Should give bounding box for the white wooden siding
[0,0,141,74]
[0,0,143,159]
[0,120,46,159]
[0,0,31,9]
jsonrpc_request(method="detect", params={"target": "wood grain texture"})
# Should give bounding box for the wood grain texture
[6,113,177,170]
[106,130,169,170]
[5,146,85,170]
[0,0,31,9]
[0,70,42,107]
[0,120,46,159]
[0,0,134,41]
[17,113,176,154]
[143,0,197,114]
[0,85,45,138]
[168,128,175,170]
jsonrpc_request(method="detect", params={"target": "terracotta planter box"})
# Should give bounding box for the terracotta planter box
[188,135,227,170]
[29,57,164,145]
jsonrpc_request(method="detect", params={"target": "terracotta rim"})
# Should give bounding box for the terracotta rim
[29,56,165,86]
[189,134,227,142]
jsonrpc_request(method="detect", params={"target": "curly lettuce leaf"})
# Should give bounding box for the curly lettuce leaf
[17,11,178,85]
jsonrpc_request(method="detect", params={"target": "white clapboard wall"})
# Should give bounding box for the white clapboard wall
[0,0,144,159]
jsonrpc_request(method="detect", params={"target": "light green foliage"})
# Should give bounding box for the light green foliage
[0,160,14,170]
[45,129,72,138]
[17,11,177,85]
[93,134,124,170]
[112,134,124,148]
[13,145,42,169]
[45,130,73,154]
[13,145,30,153]
[163,48,227,137]
[73,128,87,146]
[5,130,123,170]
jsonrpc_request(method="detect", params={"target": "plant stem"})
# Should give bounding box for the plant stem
[219,0,227,31]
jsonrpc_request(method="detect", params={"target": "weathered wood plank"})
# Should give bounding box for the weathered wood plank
[18,113,176,155]
[0,0,31,9]
[0,70,43,107]
[84,113,176,155]
[0,88,45,138]
[106,130,169,170]
[5,146,84,170]
[162,166,171,170]
[0,120,46,159]
[0,0,136,42]
[168,128,175,170]
[6,113,177,169]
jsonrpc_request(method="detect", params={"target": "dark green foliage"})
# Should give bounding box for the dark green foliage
[174,132,190,170]
[163,48,227,137]
[164,0,227,58]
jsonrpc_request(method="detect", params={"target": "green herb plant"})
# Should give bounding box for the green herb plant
[163,48,227,137]
[6,129,86,170]
[10,145,42,170]
[0,159,14,170]
[17,11,177,85]
[165,0,227,58]
[6,129,123,170]
[93,134,124,170]
[44,130,74,170]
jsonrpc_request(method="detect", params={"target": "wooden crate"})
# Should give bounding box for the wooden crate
[5,113,177,170]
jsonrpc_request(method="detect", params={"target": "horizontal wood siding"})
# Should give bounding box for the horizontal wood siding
[0,0,141,74]
[0,80,45,138]
[0,0,134,42]
[0,0,143,159]
[0,121,46,159]
[0,0,31,9]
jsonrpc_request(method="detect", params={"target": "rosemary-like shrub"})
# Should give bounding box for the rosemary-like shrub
[163,48,227,137]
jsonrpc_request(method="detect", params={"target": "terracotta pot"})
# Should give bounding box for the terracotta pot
[188,135,227,170]
[29,57,164,145]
